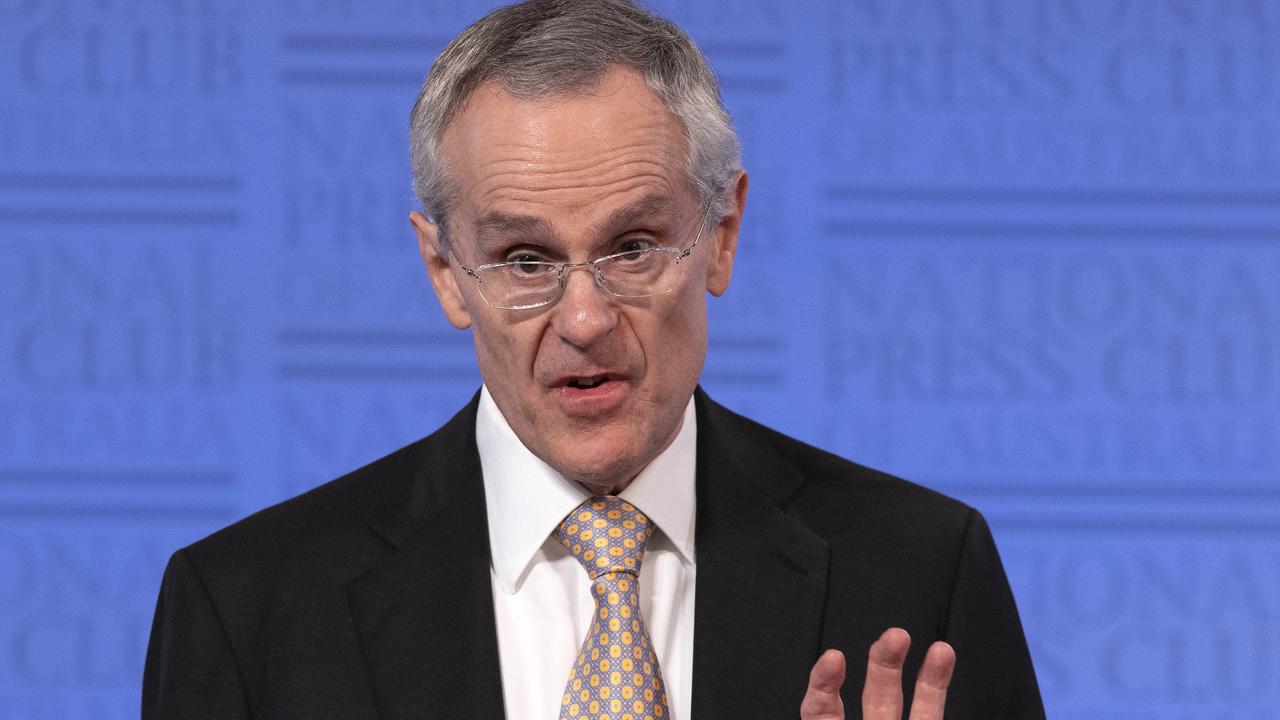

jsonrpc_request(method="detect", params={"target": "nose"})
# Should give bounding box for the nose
[550,263,617,348]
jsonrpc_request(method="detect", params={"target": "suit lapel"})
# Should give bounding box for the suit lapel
[344,389,829,719]
[690,390,830,720]
[347,396,507,720]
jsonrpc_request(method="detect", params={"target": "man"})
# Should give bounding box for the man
[143,1,1044,718]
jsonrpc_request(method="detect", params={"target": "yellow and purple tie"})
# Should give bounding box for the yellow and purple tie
[556,496,670,720]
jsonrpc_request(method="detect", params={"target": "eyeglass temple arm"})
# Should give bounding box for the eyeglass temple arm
[677,209,716,262]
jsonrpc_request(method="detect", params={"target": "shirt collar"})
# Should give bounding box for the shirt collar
[476,386,697,594]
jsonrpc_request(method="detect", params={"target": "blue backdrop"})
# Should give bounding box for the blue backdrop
[2,0,1278,717]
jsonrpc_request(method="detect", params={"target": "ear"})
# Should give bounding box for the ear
[411,211,472,329]
[706,170,747,297]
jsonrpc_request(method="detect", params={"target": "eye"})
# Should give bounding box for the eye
[616,237,656,260]
[506,252,549,274]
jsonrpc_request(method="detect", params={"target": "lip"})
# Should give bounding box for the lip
[550,373,631,418]
[550,371,629,389]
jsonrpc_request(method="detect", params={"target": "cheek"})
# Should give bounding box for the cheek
[471,317,540,387]
[646,290,709,382]
[671,277,709,334]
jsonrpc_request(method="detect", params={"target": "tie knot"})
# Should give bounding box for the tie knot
[555,496,653,579]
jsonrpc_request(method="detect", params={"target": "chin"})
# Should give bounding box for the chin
[551,441,646,492]
[557,455,638,491]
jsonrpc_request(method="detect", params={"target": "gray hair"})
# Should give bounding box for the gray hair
[408,0,742,254]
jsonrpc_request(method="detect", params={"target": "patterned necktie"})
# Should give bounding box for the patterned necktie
[556,496,670,720]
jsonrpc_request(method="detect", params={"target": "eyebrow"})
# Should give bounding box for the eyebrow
[470,194,681,250]
[472,212,556,247]
[590,195,679,237]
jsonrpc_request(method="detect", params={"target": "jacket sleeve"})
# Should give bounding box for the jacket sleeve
[938,509,1045,720]
[142,548,253,719]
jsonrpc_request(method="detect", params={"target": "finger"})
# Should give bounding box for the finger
[800,648,846,720]
[907,641,956,720]
[862,627,911,718]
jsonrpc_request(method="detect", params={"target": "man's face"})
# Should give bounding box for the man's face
[413,66,745,492]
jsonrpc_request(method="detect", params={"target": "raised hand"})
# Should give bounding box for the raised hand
[801,628,956,720]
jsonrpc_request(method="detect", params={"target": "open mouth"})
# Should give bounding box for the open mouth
[554,373,628,412]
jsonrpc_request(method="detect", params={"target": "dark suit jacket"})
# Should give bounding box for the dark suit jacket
[143,389,1044,719]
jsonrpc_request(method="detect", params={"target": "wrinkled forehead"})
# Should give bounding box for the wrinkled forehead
[437,68,699,231]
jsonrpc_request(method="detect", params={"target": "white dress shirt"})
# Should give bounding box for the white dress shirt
[477,386,697,720]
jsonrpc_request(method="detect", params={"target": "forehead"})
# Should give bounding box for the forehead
[439,66,696,231]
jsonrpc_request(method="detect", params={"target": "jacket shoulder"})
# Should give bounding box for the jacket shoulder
[701,395,975,538]
[203,436,425,546]
[185,395,479,569]
[179,435,428,591]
